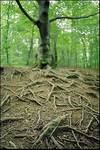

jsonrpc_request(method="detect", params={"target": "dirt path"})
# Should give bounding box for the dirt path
[0,67,99,149]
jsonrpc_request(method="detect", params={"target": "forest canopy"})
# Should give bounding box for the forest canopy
[1,0,99,69]
[0,1,99,149]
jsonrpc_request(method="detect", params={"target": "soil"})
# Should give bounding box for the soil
[0,67,99,149]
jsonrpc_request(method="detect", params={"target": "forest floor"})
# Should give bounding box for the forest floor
[0,67,99,149]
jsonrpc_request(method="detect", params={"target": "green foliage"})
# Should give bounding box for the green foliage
[1,0,99,69]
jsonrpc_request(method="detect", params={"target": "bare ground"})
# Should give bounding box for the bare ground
[0,67,99,149]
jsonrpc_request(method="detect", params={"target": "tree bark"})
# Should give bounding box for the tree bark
[36,0,52,68]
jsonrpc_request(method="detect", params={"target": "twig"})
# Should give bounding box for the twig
[51,136,63,149]
[49,12,99,23]
[72,130,82,149]
[85,117,94,133]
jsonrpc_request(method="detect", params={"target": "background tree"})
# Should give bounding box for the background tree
[1,0,99,69]
[3,1,12,65]
[15,0,99,68]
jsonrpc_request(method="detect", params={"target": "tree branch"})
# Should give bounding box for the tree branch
[50,11,99,23]
[15,0,37,26]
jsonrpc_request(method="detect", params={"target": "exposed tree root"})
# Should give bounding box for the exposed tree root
[0,94,10,107]
[0,67,99,149]
[57,107,82,113]
[61,137,88,145]
[66,72,81,79]
[9,140,17,149]
[79,108,84,126]
[58,125,99,142]
[0,117,24,124]
[85,117,94,133]
[72,130,82,149]
[1,106,11,114]
[14,134,34,138]
[45,70,69,83]
[23,96,42,106]
[47,83,55,102]
[33,114,68,147]
[51,136,64,149]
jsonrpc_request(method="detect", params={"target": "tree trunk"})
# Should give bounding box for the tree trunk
[36,0,52,68]
[53,31,58,67]
[26,28,34,65]
[5,1,11,65]
[81,37,88,68]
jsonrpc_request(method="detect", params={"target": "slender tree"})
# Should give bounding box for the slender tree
[5,1,11,65]
[53,31,58,67]
[15,0,99,69]
[81,37,88,68]
[26,28,34,65]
